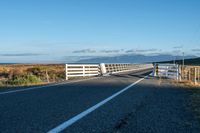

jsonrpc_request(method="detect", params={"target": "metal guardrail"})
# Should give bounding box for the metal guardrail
[65,63,153,80]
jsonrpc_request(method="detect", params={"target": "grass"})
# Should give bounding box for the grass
[164,79,200,125]
[6,72,42,86]
[0,64,65,86]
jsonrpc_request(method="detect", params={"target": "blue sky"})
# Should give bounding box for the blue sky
[0,0,200,63]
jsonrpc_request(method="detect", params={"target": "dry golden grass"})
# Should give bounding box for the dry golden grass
[0,64,65,86]
[170,80,200,88]
[170,79,200,122]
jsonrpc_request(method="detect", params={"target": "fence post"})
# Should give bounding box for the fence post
[46,69,50,83]
[176,65,179,81]
[100,63,107,75]
[189,69,191,81]
[153,64,156,76]
[195,68,197,85]
[83,65,85,77]
[198,68,200,82]
[65,64,68,80]
[178,65,181,81]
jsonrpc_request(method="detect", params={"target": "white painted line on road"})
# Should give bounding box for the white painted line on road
[0,77,101,95]
[47,77,146,133]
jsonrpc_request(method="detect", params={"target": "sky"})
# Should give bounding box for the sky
[0,0,200,63]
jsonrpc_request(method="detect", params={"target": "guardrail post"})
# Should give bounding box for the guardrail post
[100,63,107,75]
[65,64,68,80]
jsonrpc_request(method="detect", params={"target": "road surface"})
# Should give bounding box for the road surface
[0,69,200,133]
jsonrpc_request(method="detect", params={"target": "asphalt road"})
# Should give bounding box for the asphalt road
[0,69,200,133]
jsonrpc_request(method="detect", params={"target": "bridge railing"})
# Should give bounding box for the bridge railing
[103,63,153,74]
[65,64,101,80]
[65,63,153,80]
[153,64,180,80]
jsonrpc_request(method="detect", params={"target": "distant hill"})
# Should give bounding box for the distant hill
[76,54,196,64]
[158,57,200,65]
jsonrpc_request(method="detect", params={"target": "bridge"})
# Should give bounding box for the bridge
[0,63,200,133]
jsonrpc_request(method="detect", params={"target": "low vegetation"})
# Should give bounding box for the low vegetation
[0,64,65,86]
[172,81,200,122]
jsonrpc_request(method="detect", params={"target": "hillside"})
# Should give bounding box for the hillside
[77,54,196,64]
[158,57,200,65]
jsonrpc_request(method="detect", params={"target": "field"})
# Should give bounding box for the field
[0,64,65,86]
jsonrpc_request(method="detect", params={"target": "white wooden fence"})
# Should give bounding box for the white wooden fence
[65,63,153,80]
[153,64,200,85]
[103,63,153,74]
[65,64,100,80]
[153,63,180,80]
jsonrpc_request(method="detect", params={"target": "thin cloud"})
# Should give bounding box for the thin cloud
[173,46,183,49]
[125,49,158,53]
[172,50,181,53]
[100,50,120,53]
[191,49,200,52]
[196,53,200,56]
[73,49,96,53]
[0,53,44,57]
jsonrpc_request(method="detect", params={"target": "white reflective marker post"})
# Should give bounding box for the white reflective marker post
[100,63,107,75]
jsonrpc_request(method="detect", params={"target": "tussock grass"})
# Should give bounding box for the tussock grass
[0,64,65,86]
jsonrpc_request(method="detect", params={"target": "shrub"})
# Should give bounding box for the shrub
[27,67,44,76]
[6,72,41,85]
[0,81,3,86]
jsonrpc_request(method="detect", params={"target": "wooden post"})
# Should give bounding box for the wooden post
[46,69,49,83]
[198,68,200,82]
[197,68,199,82]
[83,65,85,77]
[166,66,168,77]
[194,68,197,85]
[178,65,181,81]
[65,64,68,80]
[189,68,191,81]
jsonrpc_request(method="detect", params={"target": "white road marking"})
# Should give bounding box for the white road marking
[0,77,101,95]
[47,77,146,133]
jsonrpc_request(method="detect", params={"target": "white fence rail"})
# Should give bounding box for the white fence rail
[65,63,153,80]
[103,63,153,74]
[65,64,100,80]
[153,64,180,80]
